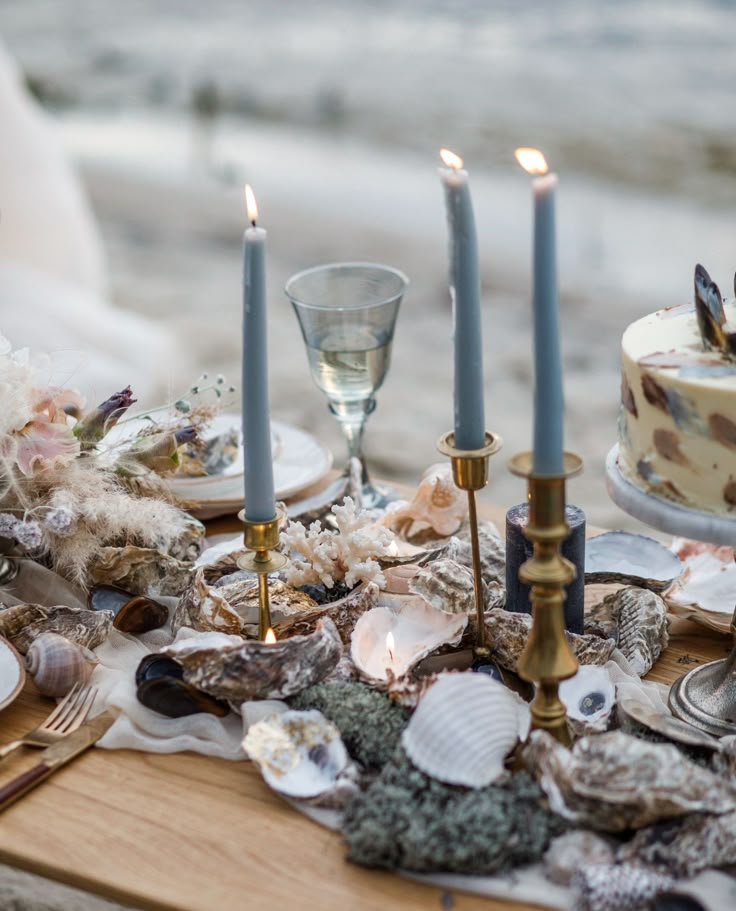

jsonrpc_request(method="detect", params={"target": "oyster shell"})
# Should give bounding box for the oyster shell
[274,582,381,646]
[618,809,736,878]
[585,531,682,591]
[484,608,616,673]
[350,598,466,684]
[559,665,615,736]
[25,632,97,697]
[401,673,528,788]
[590,587,669,677]
[173,567,319,638]
[166,512,206,562]
[408,558,477,614]
[523,729,736,832]
[170,616,343,701]
[617,698,722,754]
[447,522,506,586]
[665,544,736,634]
[571,863,675,911]
[243,709,354,802]
[543,830,616,885]
[87,546,192,597]
[0,602,113,654]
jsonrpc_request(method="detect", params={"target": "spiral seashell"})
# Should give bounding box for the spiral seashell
[25,632,98,697]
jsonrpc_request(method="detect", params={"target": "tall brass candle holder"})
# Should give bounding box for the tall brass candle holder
[437,431,503,658]
[508,451,583,745]
[237,509,288,641]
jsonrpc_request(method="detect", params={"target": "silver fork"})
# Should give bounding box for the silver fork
[0,683,97,760]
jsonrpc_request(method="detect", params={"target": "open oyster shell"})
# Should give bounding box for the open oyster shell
[407,558,477,614]
[87,546,192,597]
[401,673,529,788]
[616,699,722,754]
[243,709,356,805]
[524,729,736,832]
[350,598,466,684]
[588,586,669,677]
[585,531,683,591]
[0,602,113,654]
[559,665,615,736]
[168,616,342,701]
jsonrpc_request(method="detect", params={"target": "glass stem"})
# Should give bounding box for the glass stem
[329,399,375,485]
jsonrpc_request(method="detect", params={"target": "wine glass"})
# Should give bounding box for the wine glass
[285,262,408,509]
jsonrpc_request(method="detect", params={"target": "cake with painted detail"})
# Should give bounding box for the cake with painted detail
[618,265,736,515]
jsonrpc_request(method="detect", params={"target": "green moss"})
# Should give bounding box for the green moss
[289,681,410,770]
[343,752,567,874]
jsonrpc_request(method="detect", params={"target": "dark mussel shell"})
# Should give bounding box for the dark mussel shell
[89,584,169,634]
[135,652,229,718]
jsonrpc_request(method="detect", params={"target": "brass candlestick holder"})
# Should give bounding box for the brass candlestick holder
[237,509,288,640]
[509,451,583,746]
[437,430,503,658]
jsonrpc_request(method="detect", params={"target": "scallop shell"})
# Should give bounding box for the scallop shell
[0,602,113,654]
[584,531,682,591]
[543,830,616,885]
[172,567,319,638]
[559,665,615,736]
[592,587,669,677]
[408,558,477,614]
[350,598,466,684]
[400,674,529,788]
[87,546,192,597]
[523,729,736,832]
[484,608,616,673]
[243,709,352,801]
[25,632,98,697]
[617,809,736,878]
[169,616,343,701]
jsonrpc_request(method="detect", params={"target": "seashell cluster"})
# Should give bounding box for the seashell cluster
[523,729,736,832]
[584,530,682,591]
[484,608,616,673]
[25,632,98,697]
[559,665,615,737]
[401,674,529,788]
[169,616,342,702]
[173,567,319,638]
[589,586,669,676]
[350,599,466,684]
[87,545,192,597]
[244,709,356,805]
[135,654,229,718]
[380,462,467,540]
[0,602,113,654]
[89,584,169,634]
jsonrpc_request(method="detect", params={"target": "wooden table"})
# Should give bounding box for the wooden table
[0,502,731,911]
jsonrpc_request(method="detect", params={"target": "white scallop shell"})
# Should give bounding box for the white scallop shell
[243,709,349,799]
[401,674,529,788]
[24,632,98,697]
[559,665,615,734]
[350,598,466,684]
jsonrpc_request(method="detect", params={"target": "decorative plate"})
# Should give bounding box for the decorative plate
[0,635,25,712]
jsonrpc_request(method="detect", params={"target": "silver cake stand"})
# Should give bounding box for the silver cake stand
[606,444,736,737]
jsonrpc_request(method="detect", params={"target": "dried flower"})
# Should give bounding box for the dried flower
[44,506,76,536]
[73,386,137,449]
[14,518,44,551]
[0,513,19,537]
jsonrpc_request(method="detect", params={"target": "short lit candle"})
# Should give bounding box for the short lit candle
[242,184,276,521]
[438,149,486,451]
[514,148,564,475]
[264,627,277,644]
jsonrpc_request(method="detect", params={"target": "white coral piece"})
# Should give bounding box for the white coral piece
[280,496,398,589]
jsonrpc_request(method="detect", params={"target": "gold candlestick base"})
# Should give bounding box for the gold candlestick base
[437,431,503,658]
[508,451,584,746]
[237,509,289,641]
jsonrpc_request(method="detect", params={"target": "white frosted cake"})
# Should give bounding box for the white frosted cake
[619,267,736,516]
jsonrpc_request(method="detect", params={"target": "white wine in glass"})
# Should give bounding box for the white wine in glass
[286,262,408,508]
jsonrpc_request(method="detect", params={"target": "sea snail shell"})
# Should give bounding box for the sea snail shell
[25,632,98,697]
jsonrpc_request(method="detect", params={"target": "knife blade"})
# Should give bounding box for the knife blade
[0,706,120,813]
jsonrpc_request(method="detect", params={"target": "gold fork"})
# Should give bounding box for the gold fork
[0,683,97,760]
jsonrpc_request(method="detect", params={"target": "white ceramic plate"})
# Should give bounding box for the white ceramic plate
[0,636,25,712]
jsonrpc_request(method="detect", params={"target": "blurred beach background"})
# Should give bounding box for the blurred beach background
[3,0,736,537]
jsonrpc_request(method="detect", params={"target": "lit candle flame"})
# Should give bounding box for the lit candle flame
[514,147,549,176]
[386,630,395,663]
[264,627,277,644]
[245,184,259,225]
[439,148,463,170]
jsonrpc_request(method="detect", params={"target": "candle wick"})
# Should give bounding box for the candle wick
[250,218,257,228]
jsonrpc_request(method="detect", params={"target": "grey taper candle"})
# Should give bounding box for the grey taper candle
[242,185,276,522]
[505,503,586,634]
